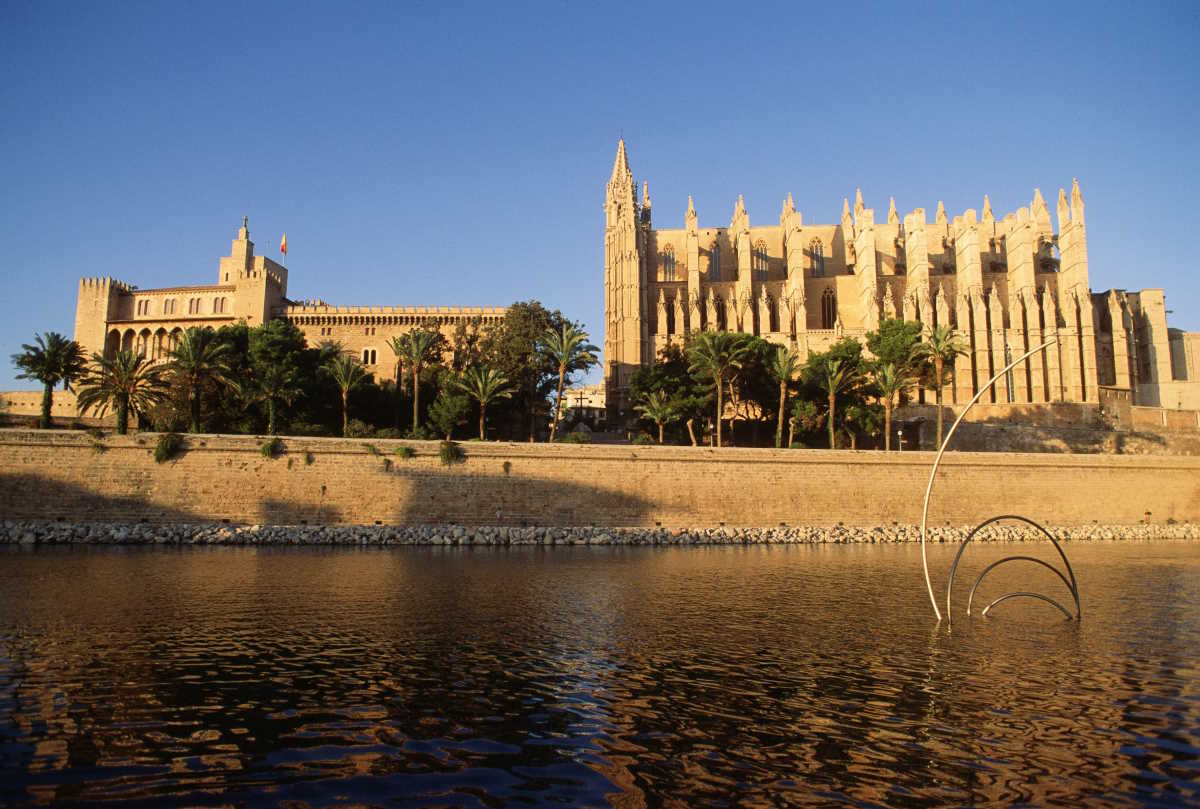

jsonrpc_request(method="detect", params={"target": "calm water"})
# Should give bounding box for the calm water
[1,542,1198,807]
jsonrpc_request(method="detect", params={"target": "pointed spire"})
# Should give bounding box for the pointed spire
[982,195,993,224]
[735,194,745,217]
[685,195,698,233]
[854,188,865,218]
[887,196,898,225]
[1057,188,1070,228]
[610,138,631,183]
[935,200,946,225]
[642,181,651,209]
[842,197,853,227]
[1070,178,1085,223]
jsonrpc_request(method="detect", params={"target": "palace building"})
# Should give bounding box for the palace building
[603,139,1200,421]
[72,218,505,377]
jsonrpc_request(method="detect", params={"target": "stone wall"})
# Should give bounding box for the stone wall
[0,430,1196,528]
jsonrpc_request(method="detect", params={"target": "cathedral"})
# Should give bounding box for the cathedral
[603,139,1199,422]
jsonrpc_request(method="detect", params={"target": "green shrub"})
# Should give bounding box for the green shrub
[86,427,106,440]
[631,433,655,446]
[561,431,592,444]
[405,425,434,441]
[394,445,415,460]
[345,419,373,438]
[362,442,380,456]
[287,420,329,437]
[261,437,284,458]
[154,432,184,464]
[439,440,464,466]
[304,451,315,465]
[374,427,403,439]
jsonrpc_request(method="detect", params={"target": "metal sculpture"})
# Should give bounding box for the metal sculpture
[919,340,1081,626]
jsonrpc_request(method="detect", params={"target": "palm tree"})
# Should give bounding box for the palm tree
[386,335,406,429]
[542,323,599,442]
[11,332,87,428]
[875,361,919,451]
[322,354,368,436]
[75,351,167,435]
[768,345,801,448]
[242,364,303,435]
[917,325,969,449]
[635,390,677,444]
[453,366,514,440]
[166,327,234,433]
[686,331,750,448]
[817,358,864,449]
[399,328,441,436]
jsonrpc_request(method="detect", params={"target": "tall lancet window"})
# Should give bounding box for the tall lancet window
[710,243,721,282]
[662,245,676,281]
[809,239,825,277]
[753,241,769,281]
[821,288,837,329]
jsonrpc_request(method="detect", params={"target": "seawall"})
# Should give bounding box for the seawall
[0,429,1197,529]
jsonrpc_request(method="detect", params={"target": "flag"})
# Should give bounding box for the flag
[280,233,288,256]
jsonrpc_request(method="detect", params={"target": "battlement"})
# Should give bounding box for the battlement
[78,277,132,292]
[282,303,507,317]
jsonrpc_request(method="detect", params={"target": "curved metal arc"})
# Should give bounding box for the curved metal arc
[944,513,1080,625]
[966,556,1077,616]
[920,340,1054,621]
[980,591,1076,620]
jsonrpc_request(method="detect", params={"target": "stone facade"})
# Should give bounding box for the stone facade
[604,140,1200,420]
[72,218,505,382]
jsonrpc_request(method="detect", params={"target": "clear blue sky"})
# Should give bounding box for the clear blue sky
[3,0,1198,389]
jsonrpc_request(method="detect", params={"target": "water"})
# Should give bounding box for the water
[1,542,1198,807]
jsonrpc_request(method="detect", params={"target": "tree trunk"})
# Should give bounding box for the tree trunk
[268,398,277,435]
[787,418,796,448]
[686,418,697,446]
[884,398,892,450]
[935,356,944,450]
[479,404,487,441]
[116,398,129,435]
[658,422,664,444]
[715,373,724,448]
[775,382,786,448]
[341,390,349,437]
[394,360,404,429]
[827,393,836,449]
[189,385,200,434]
[39,383,52,429]
[412,364,421,435]
[549,365,566,443]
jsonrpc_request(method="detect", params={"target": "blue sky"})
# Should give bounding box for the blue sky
[3,0,1198,389]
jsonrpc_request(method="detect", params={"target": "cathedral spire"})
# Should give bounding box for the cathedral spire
[642,181,651,209]
[887,196,898,225]
[1070,178,1085,224]
[982,195,994,223]
[842,197,852,228]
[610,138,631,185]
[935,200,946,225]
[685,195,698,233]
[854,188,865,219]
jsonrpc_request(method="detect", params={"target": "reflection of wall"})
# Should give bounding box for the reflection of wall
[0,432,1196,528]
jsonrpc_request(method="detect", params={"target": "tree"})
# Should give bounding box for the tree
[817,358,865,449]
[866,318,924,369]
[634,389,678,444]
[768,345,801,448]
[166,327,235,433]
[874,361,919,450]
[481,301,563,441]
[386,335,406,429]
[396,327,444,436]
[75,350,167,434]
[321,354,368,436]
[11,332,87,428]
[427,386,471,440]
[543,323,599,442]
[917,325,969,450]
[686,331,751,447]
[629,343,710,446]
[453,366,514,440]
[246,320,308,434]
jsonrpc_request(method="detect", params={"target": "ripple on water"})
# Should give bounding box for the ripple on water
[0,541,1198,806]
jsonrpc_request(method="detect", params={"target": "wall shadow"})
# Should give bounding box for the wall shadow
[0,472,207,523]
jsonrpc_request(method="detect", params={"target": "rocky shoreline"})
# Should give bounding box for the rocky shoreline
[1,520,1197,546]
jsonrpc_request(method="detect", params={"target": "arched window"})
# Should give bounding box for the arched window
[662,245,676,281]
[753,241,769,281]
[371,349,377,365]
[809,239,825,277]
[710,244,721,282]
[821,289,837,329]
[363,349,370,364]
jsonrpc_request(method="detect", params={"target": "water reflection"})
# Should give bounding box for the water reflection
[1,542,1198,806]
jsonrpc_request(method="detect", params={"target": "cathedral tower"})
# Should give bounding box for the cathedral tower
[604,139,647,421]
